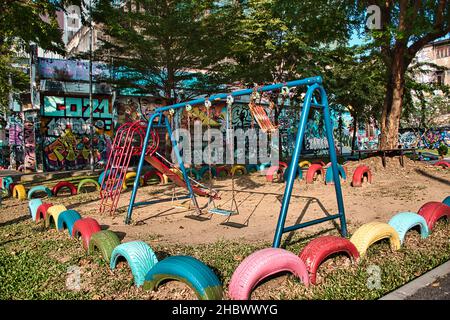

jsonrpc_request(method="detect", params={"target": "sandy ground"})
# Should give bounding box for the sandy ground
[1,156,449,246]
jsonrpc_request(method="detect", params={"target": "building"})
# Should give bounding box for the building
[415,38,450,85]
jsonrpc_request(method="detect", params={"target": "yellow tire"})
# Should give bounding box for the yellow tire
[13,184,27,200]
[123,172,144,189]
[169,168,183,179]
[231,165,247,176]
[162,174,169,184]
[350,221,401,258]
[45,205,67,230]
[299,161,311,169]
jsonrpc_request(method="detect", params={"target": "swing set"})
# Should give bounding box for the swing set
[99,76,347,247]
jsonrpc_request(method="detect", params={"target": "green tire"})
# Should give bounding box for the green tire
[88,230,121,262]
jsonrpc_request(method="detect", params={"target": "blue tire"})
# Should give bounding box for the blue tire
[110,241,158,287]
[443,196,450,207]
[27,185,53,200]
[283,166,303,181]
[57,210,82,234]
[325,164,346,185]
[98,170,122,190]
[258,162,271,171]
[246,164,259,173]
[388,212,429,244]
[199,166,217,179]
[28,199,43,220]
[143,255,223,300]
[2,177,13,190]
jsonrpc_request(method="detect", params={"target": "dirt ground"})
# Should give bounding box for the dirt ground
[2,156,446,247]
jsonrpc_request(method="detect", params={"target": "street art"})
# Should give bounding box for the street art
[8,115,24,170]
[41,95,113,171]
[24,117,37,171]
[38,58,109,82]
[114,96,159,124]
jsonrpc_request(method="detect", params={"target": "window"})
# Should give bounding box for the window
[436,71,444,85]
[436,46,450,59]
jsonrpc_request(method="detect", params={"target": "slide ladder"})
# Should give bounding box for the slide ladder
[99,121,158,215]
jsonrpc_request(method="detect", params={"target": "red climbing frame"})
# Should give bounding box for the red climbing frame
[99,121,159,215]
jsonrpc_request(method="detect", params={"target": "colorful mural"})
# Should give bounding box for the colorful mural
[41,95,113,171]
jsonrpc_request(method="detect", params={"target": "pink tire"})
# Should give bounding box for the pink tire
[228,248,309,300]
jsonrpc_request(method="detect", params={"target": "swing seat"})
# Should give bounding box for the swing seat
[208,208,238,216]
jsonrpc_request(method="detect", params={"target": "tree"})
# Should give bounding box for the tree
[0,0,78,110]
[355,1,450,149]
[92,0,236,103]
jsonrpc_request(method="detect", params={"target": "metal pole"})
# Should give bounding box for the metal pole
[89,0,94,172]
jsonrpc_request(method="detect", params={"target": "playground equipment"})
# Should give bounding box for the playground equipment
[88,230,121,263]
[35,203,53,222]
[324,164,347,185]
[351,165,372,187]
[57,210,82,235]
[27,186,53,199]
[350,222,401,257]
[110,241,159,287]
[72,217,101,248]
[28,199,43,220]
[444,196,450,207]
[143,255,223,300]
[388,212,429,244]
[52,181,77,197]
[434,160,449,168]
[305,163,325,184]
[418,201,450,231]
[299,236,359,285]
[45,205,67,229]
[77,178,101,193]
[228,248,309,300]
[12,184,26,200]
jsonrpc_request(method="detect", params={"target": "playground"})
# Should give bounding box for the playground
[1,79,449,300]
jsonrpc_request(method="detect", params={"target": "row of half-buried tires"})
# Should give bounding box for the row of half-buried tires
[227,196,450,300]
[27,198,223,300]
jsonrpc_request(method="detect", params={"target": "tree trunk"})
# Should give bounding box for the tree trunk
[351,113,358,156]
[379,47,407,150]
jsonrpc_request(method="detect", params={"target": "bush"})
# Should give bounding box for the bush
[437,143,448,157]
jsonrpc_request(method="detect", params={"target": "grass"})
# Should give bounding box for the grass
[0,214,449,300]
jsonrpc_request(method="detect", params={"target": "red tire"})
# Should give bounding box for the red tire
[434,161,449,169]
[35,203,54,223]
[266,166,283,183]
[279,161,288,169]
[418,201,450,231]
[312,160,326,167]
[299,236,360,284]
[216,165,231,178]
[143,169,164,185]
[72,217,101,249]
[52,181,77,196]
[305,164,325,184]
[351,165,372,187]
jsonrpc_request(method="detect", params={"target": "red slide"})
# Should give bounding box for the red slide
[145,155,219,199]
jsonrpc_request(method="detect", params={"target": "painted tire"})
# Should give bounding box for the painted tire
[123,172,145,189]
[216,166,230,178]
[351,165,372,187]
[1,176,13,190]
[228,248,309,300]
[45,205,68,229]
[88,230,121,262]
[443,196,450,207]
[12,184,27,200]
[418,201,450,231]
[279,161,288,169]
[186,168,201,180]
[52,181,77,196]
[258,162,271,172]
[325,164,347,185]
[77,178,101,193]
[312,160,326,166]
[1,188,9,198]
[266,166,283,183]
[246,164,259,174]
[434,160,449,168]
[199,166,217,179]
[283,166,303,181]
[110,241,159,287]
[143,170,166,185]
[144,256,223,300]
[56,210,82,235]
[305,164,325,184]
[27,185,53,200]
[72,217,102,249]
[35,203,54,222]
[299,161,311,169]
[231,165,247,176]
[299,236,360,285]
[9,183,16,194]
[350,221,401,257]
[98,170,124,190]
[28,199,43,221]
[388,212,429,244]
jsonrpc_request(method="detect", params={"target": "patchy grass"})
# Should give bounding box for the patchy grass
[0,215,449,300]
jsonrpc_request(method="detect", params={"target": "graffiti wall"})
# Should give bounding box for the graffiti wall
[23,113,38,171]
[41,95,113,171]
[399,128,450,149]
[113,96,160,125]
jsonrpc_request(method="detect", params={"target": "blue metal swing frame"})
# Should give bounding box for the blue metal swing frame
[125,76,348,246]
